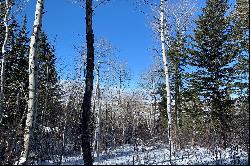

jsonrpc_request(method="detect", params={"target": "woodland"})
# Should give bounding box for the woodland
[0,0,249,165]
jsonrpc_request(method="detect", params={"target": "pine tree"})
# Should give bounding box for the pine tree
[230,0,249,150]
[190,0,236,149]
[231,0,249,100]
[33,32,64,162]
[0,15,29,165]
[235,0,249,28]
[168,30,189,149]
[14,15,29,122]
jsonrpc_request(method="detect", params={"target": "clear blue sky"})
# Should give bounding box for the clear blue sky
[21,0,155,83]
[19,0,235,85]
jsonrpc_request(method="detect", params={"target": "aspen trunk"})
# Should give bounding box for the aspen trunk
[105,101,108,153]
[152,79,157,135]
[174,61,181,149]
[80,0,95,165]
[59,103,69,165]
[18,0,44,164]
[0,0,11,123]
[191,100,197,147]
[122,121,125,144]
[191,118,196,146]
[160,0,172,162]
[93,63,101,162]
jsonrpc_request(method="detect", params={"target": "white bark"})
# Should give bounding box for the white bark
[59,102,69,165]
[160,0,172,163]
[0,0,11,123]
[18,0,44,164]
[152,79,157,134]
[192,118,196,146]
[93,62,101,161]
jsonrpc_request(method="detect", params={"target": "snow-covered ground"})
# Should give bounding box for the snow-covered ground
[41,144,248,165]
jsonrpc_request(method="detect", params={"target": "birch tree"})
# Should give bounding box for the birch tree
[159,0,173,162]
[92,38,114,161]
[0,0,12,123]
[18,0,44,164]
[139,56,163,137]
[93,62,101,161]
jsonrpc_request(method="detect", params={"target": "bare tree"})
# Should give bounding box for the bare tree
[80,0,95,164]
[139,56,163,137]
[92,38,115,161]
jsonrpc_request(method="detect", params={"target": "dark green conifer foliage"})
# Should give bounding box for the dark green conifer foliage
[33,32,64,161]
[231,0,249,99]
[190,0,236,149]
[0,16,29,164]
[0,15,64,163]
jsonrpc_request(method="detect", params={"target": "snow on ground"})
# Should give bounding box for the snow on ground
[41,144,248,165]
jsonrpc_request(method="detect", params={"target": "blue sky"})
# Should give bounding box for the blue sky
[19,0,236,85]
[21,0,155,82]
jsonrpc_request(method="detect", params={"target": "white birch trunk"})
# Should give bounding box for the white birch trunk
[152,79,157,135]
[96,98,101,161]
[192,118,196,146]
[59,102,69,165]
[122,122,125,144]
[0,0,11,123]
[93,62,101,161]
[18,0,44,164]
[160,0,172,162]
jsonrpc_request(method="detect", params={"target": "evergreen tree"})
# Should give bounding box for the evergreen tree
[168,30,189,128]
[157,25,191,149]
[231,0,249,100]
[190,0,236,149]
[229,0,249,150]
[0,16,29,164]
[235,0,249,28]
[33,32,64,162]
[0,15,64,163]
[181,82,206,147]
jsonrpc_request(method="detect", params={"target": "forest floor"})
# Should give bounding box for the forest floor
[41,144,249,165]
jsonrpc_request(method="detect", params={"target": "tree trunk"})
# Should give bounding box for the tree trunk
[80,0,95,165]
[174,61,181,149]
[104,101,108,153]
[93,62,101,162]
[18,0,44,164]
[160,0,172,163]
[153,80,157,135]
[0,0,11,123]
[59,103,69,165]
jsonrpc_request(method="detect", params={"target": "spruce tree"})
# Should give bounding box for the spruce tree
[168,30,189,126]
[190,0,236,149]
[167,30,188,149]
[235,0,249,28]
[0,16,29,164]
[33,32,64,161]
[230,0,249,150]
[231,0,249,100]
